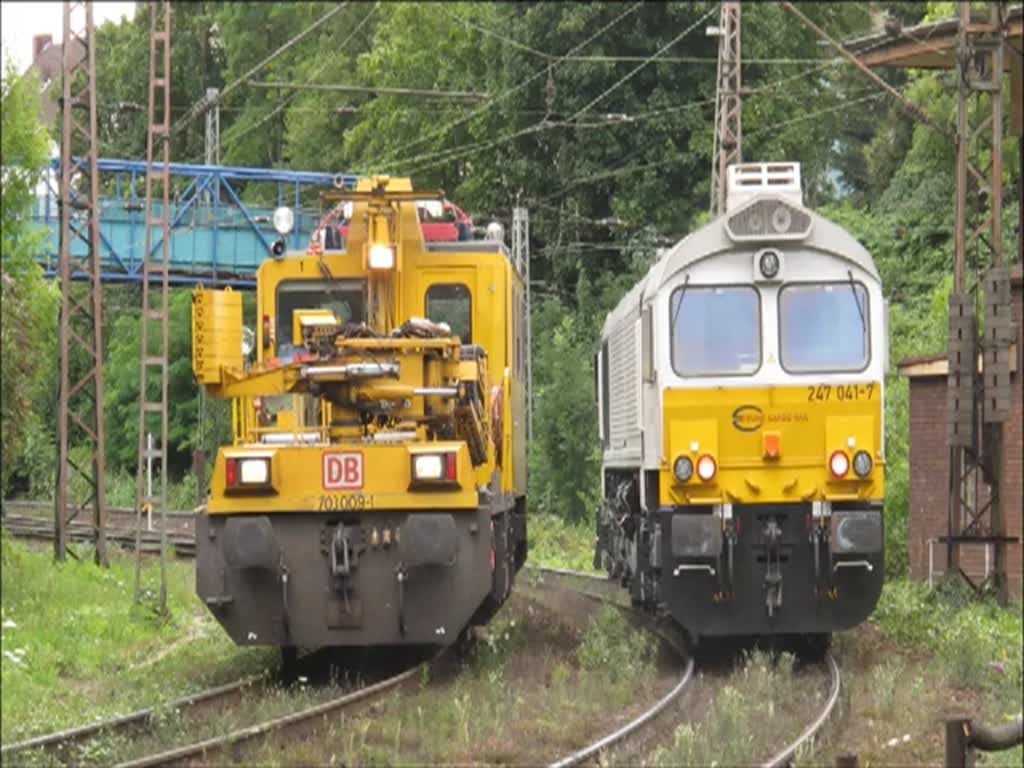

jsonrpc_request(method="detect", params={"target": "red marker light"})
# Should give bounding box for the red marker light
[262,314,271,349]
[226,458,238,487]
[829,450,850,479]
[445,452,457,482]
[696,454,717,482]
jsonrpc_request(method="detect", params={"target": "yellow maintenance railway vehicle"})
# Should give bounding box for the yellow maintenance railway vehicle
[191,177,527,658]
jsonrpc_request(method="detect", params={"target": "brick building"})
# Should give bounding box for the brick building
[23,33,85,128]
[898,267,1023,597]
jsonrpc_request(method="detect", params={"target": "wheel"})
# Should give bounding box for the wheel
[280,645,299,684]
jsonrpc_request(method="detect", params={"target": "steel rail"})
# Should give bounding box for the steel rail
[525,566,697,768]
[1,674,265,759]
[548,656,695,768]
[759,653,842,768]
[114,656,433,768]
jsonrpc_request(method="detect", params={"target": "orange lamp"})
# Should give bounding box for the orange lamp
[763,431,781,459]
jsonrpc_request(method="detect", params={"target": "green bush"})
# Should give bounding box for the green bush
[576,604,655,684]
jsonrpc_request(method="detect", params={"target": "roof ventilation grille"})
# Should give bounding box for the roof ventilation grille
[725,162,803,212]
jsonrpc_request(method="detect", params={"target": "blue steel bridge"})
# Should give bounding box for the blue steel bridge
[35,158,360,287]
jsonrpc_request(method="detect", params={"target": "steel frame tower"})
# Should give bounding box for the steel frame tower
[946,1,1015,604]
[134,0,172,613]
[55,0,108,566]
[710,1,742,216]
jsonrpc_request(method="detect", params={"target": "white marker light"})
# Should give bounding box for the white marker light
[239,458,269,485]
[272,206,294,235]
[369,243,395,269]
[413,454,443,481]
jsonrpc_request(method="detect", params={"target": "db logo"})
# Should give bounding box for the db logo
[322,452,364,490]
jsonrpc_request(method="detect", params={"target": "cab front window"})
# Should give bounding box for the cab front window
[275,280,366,356]
[670,285,761,376]
[426,283,472,343]
[779,281,869,372]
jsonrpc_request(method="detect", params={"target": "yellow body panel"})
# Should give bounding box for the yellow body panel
[192,287,242,384]
[661,383,884,506]
[209,442,477,513]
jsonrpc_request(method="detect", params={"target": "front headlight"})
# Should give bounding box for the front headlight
[225,456,273,490]
[410,452,458,487]
[673,456,693,483]
[413,454,443,481]
[369,243,395,270]
[273,206,294,235]
[853,450,873,478]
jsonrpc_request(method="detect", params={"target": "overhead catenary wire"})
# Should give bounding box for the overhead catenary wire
[371,0,646,171]
[398,4,718,176]
[171,1,352,138]
[245,80,489,100]
[192,4,379,165]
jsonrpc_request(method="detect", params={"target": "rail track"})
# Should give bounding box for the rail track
[0,673,266,762]
[2,650,434,768]
[1,513,842,765]
[526,567,697,768]
[1,513,196,558]
[760,652,842,768]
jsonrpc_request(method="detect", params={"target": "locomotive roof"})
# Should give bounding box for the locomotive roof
[602,197,881,336]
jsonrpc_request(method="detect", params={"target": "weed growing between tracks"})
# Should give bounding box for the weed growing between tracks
[247,592,664,765]
[813,579,1023,767]
[646,650,824,766]
[0,535,274,744]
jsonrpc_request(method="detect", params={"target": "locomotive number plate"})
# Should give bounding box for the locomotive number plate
[318,494,372,511]
[807,383,876,402]
[323,452,364,489]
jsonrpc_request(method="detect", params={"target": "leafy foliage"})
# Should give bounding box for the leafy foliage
[1,60,60,497]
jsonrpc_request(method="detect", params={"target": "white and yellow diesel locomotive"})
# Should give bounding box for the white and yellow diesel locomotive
[595,163,886,645]
[191,177,528,660]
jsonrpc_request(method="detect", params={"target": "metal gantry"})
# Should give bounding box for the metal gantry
[134,0,172,613]
[946,0,1015,603]
[512,206,532,439]
[710,1,742,215]
[55,0,109,566]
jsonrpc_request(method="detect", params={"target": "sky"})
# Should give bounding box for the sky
[1,1,136,74]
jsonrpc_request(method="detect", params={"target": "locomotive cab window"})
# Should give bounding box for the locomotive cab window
[426,283,472,343]
[670,285,761,376]
[276,280,366,356]
[779,281,869,372]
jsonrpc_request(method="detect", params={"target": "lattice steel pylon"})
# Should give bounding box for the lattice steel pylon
[710,1,742,216]
[946,0,1015,604]
[55,1,108,567]
[134,0,172,613]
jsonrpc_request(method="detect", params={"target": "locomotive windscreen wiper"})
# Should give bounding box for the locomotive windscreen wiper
[847,270,866,338]
[670,274,691,334]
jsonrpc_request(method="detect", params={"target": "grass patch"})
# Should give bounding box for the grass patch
[649,651,812,767]
[527,513,595,571]
[873,579,1022,705]
[248,593,662,765]
[0,533,272,744]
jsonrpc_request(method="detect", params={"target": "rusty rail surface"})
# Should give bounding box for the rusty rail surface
[1,674,266,761]
[114,654,435,768]
[760,652,842,768]
[1,514,196,558]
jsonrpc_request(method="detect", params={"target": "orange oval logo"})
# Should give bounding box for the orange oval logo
[732,405,764,432]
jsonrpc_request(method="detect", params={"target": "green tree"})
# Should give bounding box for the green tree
[1,60,60,496]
